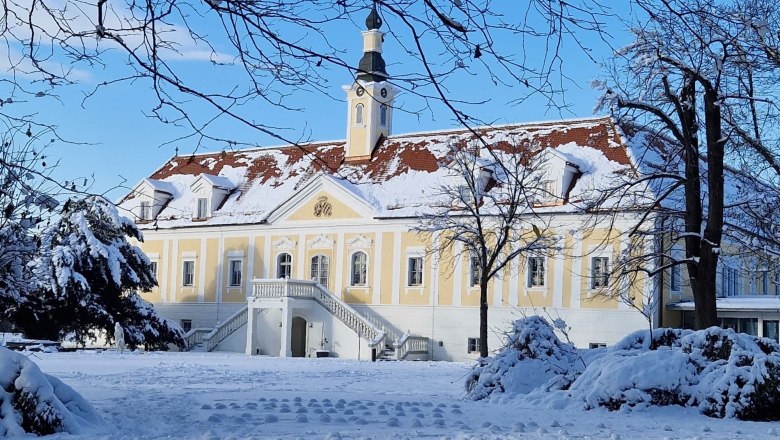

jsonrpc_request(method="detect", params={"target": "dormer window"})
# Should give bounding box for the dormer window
[139,201,152,220]
[196,197,208,219]
[380,104,387,126]
[355,104,364,125]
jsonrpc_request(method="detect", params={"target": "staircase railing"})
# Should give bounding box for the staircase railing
[252,279,386,349]
[183,328,212,351]
[202,306,249,352]
[395,333,430,360]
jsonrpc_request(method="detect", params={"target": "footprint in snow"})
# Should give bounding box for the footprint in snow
[279,407,291,413]
[422,402,433,407]
[432,419,445,427]
[409,407,420,413]
[269,398,278,402]
[386,418,400,427]
[432,407,442,413]
[395,411,406,417]
[451,408,462,414]
[244,402,257,409]
[410,419,422,428]
[201,404,212,410]
[318,414,331,423]
[354,418,368,425]
[296,407,308,414]
[432,413,443,419]
[207,414,222,423]
[343,409,354,415]
[214,403,227,410]
[259,397,267,402]
[295,415,308,423]
[334,417,347,424]
[313,408,324,414]
[264,414,278,423]
[294,397,302,402]
[378,410,389,416]
[415,413,424,419]
[482,422,492,429]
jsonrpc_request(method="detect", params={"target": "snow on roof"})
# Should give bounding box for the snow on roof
[119,116,635,229]
[143,178,176,195]
[668,296,780,312]
[195,173,237,190]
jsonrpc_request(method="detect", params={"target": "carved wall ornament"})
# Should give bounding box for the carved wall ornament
[307,234,335,249]
[272,236,296,251]
[313,196,333,218]
[347,234,373,249]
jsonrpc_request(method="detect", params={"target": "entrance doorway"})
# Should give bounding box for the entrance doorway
[291,317,307,357]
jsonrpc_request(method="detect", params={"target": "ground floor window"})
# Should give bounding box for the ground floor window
[180,319,192,333]
[467,337,481,354]
[589,343,607,349]
[764,320,779,342]
[720,317,758,336]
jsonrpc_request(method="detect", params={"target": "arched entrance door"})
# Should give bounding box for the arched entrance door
[291,317,307,357]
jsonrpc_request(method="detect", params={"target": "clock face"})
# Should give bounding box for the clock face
[356,87,365,96]
[380,88,388,98]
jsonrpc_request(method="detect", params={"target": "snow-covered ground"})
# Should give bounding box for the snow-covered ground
[26,351,778,439]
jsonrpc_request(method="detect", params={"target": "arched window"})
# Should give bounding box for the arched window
[310,254,329,289]
[350,251,368,286]
[277,253,292,279]
[380,104,388,126]
[355,104,364,125]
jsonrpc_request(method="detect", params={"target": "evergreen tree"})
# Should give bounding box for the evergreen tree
[19,196,184,349]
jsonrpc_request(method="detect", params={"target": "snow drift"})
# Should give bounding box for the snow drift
[0,347,104,436]
[467,317,780,421]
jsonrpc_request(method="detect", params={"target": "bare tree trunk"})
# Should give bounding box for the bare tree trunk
[480,280,489,358]
[694,88,724,329]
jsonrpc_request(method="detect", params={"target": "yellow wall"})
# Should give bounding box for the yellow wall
[223,237,249,303]
[140,240,164,303]
[176,239,200,303]
[342,233,374,304]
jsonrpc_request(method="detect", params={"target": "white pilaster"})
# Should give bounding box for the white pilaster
[198,238,207,303]
[245,307,255,355]
[571,231,583,308]
[279,297,293,357]
[508,248,519,307]
[453,242,462,307]
[335,232,345,298]
[391,231,401,305]
[216,232,225,303]
[263,233,272,278]
[493,271,503,307]
[168,240,179,303]
[372,232,383,304]
[161,238,170,304]
[246,235,256,298]
[553,245,564,309]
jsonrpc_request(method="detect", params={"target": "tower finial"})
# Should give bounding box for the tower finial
[366,2,382,30]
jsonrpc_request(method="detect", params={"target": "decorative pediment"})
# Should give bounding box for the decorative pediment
[347,234,373,249]
[307,234,335,250]
[273,236,296,251]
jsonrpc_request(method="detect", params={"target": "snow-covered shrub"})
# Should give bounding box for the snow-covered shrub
[465,316,583,400]
[563,327,780,421]
[680,328,780,420]
[0,347,104,436]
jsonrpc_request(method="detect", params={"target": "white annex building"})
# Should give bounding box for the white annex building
[118,6,780,361]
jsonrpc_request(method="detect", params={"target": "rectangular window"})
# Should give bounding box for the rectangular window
[182,260,195,286]
[180,319,192,333]
[775,270,780,295]
[527,257,545,287]
[469,256,481,287]
[591,257,609,288]
[588,343,607,349]
[149,261,158,280]
[139,201,151,220]
[764,320,780,342]
[408,256,423,287]
[196,197,208,218]
[722,266,740,297]
[762,270,769,295]
[229,260,242,287]
[670,247,682,292]
[467,337,481,354]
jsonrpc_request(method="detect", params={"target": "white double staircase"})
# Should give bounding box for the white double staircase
[183,278,429,360]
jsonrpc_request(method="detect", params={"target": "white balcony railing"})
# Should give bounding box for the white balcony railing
[252,278,386,348]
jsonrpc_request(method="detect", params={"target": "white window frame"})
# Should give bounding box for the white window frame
[139,200,152,220]
[196,197,209,219]
[228,259,243,287]
[277,253,292,279]
[775,269,780,296]
[407,256,424,287]
[761,268,769,295]
[350,251,368,287]
[182,260,195,287]
[310,254,330,289]
[591,256,609,289]
[149,261,158,280]
[355,103,364,125]
[527,256,545,288]
[721,264,740,297]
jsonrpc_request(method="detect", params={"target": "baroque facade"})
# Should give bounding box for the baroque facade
[119,6,780,361]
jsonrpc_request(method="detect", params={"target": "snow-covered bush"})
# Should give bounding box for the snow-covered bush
[0,347,104,436]
[567,327,780,421]
[465,316,583,400]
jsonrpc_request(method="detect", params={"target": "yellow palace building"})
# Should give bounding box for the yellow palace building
[117,7,727,361]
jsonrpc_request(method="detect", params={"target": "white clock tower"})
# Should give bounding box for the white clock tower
[343,4,396,162]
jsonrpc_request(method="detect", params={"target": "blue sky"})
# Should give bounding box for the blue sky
[17,2,635,200]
